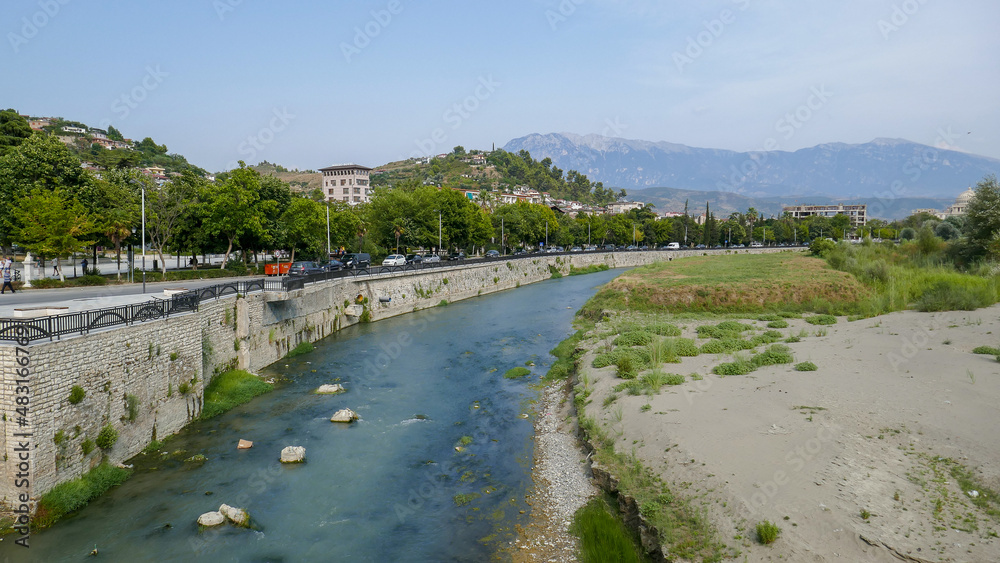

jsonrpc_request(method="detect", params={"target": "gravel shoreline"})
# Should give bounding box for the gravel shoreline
[509,382,597,562]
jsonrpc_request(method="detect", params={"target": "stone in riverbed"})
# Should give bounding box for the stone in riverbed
[315,384,346,394]
[330,408,359,423]
[197,511,225,527]
[237,439,253,449]
[219,504,249,526]
[280,445,306,463]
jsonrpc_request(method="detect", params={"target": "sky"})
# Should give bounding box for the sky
[3,0,998,174]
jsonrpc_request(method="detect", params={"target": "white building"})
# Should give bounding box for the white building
[320,164,373,204]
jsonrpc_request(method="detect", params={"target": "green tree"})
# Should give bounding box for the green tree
[15,188,95,281]
[965,175,1000,260]
[280,197,327,261]
[147,175,198,275]
[106,125,125,142]
[0,109,33,156]
[204,162,269,267]
[94,169,144,278]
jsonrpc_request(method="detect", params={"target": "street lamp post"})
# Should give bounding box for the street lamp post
[438,211,442,253]
[501,217,504,256]
[326,203,331,258]
[141,184,146,293]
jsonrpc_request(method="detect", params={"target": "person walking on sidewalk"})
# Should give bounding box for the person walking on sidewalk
[1,258,15,294]
[53,257,60,277]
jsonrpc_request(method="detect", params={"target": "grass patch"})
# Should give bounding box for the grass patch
[766,319,789,329]
[614,331,653,347]
[570,495,645,563]
[34,463,131,528]
[453,492,481,506]
[286,341,315,358]
[68,385,86,404]
[756,520,781,545]
[794,361,818,371]
[202,369,274,419]
[504,366,531,379]
[593,349,650,371]
[971,345,1000,355]
[805,314,837,325]
[569,263,611,276]
[545,327,589,383]
[750,344,794,368]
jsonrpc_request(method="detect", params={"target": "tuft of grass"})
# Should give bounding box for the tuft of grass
[202,370,274,419]
[68,385,86,405]
[286,341,315,358]
[569,263,611,276]
[750,344,794,368]
[614,331,653,347]
[570,496,645,563]
[767,319,789,329]
[95,424,118,450]
[504,366,531,379]
[34,463,131,528]
[756,520,781,544]
[805,314,837,325]
[794,361,818,371]
[713,356,753,376]
[972,345,1000,355]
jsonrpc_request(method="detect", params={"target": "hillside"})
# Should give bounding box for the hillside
[504,133,1000,199]
[249,161,321,194]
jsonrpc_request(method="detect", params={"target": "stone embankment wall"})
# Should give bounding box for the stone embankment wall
[0,248,791,511]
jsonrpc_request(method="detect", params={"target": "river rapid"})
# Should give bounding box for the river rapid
[4,269,622,562]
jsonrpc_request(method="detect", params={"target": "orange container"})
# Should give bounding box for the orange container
[265,262,292,276]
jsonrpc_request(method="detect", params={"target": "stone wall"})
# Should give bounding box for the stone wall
[0,248,792,512]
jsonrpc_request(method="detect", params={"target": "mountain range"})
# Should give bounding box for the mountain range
[502,133,1000,218]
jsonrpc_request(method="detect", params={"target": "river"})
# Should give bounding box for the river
[4,269,622,562]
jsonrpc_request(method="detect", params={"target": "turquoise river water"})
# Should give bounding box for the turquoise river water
[2,269,622,562]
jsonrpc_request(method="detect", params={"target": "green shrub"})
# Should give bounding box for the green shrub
[699,340,728,354]
[35,463,131,528]
[68,385,86,404]
[756,314,782,322]
[593,349,650,370]
[914,281,995,312]
[80,439,95,456]
[645,322,681,336]
[713,358,753,376]
[616,356,637,379]
[504,366,531,379]
[785,335,801,343]
[202,370,274,419]
[126,394,139,422]
[613,380,645,395]
[756,520,781,544]
[716,320,752,332]
[805,314,837,325]
[972,346,1000,355]
[613,331,653,347]
[95,424,118,450]
[751,345,794,368]
[286,341,315,358]
[767,319,789,329]
[795,361,818,371]
[570,497,644,563]
[669,337,700,357]
[809,238,836,256]
[750,331,783,346]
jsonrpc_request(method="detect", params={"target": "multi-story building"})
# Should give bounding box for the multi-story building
[606,201,645,215]
[320,164,373,205]
[782,203,867,227]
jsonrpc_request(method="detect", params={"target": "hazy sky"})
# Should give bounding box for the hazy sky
[3,0,998,173]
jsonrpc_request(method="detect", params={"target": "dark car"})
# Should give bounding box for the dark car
[512,249,527,256]
[602,244,616,251]
[447,251,466,261]
[288,261,325,275]
[405,254,424,265]
[320,259,343,272]
[342,253,371,269]
[485,249,501,258]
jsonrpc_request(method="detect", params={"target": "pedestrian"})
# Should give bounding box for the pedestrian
[1,258,14,294]
[81,258,88,274]
[53,257,60,277]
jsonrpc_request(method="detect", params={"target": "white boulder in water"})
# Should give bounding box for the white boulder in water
[280,445,306,463]
[219,504,249,526]
[330,408,359,423]
[198,511,225,527]
[315,384,346,394]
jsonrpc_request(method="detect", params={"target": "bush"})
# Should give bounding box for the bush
[756,520,781,544]
[614,331,653,347]
[504,366,531,379]
[202,370,274,419]
[713,358,753,376]
[224,258,248,275]
[645,322,681,336]
[80,439,95,456]
[286,341,315,358]
[570,497,645,563]
[95,424,118,450]
[593,349,650,370]
[669,338,701,357]
[805,314,837,325]
[914,281,995,312]
[766,319,789,329]
[68,385,86,404]
[795,361,818,371]
[35,463,131,528]
[751,345,794,368]
[809,238,836,256]
[616,356,637,379]
[972,346,1000,355]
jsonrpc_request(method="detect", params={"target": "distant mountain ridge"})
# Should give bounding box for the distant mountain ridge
[503,133,1000,200]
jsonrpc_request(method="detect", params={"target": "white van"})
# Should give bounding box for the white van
[666,242,680,250]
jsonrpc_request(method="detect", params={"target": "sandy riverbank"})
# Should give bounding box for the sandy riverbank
[578,305,1000,562]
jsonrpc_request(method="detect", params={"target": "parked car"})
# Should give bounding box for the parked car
[322,259,343,271]
[342,253,371,268]
[405,254,424,264]
[570,246,583,252]
[423,253,441,263]
[750,241,763,248]
[602,244,616,251]
[485,249,501,258]
[512,249,527,256]
[287,261,325,275]
[447,251,466,261]
[382,254,406,266]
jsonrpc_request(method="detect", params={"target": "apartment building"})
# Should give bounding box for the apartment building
[320,164,373,205]
[782,203,867,227]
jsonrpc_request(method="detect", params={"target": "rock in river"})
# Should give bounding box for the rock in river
[219,504,249,526]
[197,511,225,527]
[330,408,359,423]
[280,445,306,463]
[315,384,346,394]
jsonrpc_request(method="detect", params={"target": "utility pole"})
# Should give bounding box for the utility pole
[545,222,548,248]
[141,185,146,293]
[326,203,331,257]
[438,210,442,252]
[501,217,505,255]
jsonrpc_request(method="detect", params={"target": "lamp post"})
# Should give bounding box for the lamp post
[438,210,442,253]
[501,217,505,256]
[325,203,331,258]
[588,220,591,247]
[141,184,146,293]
